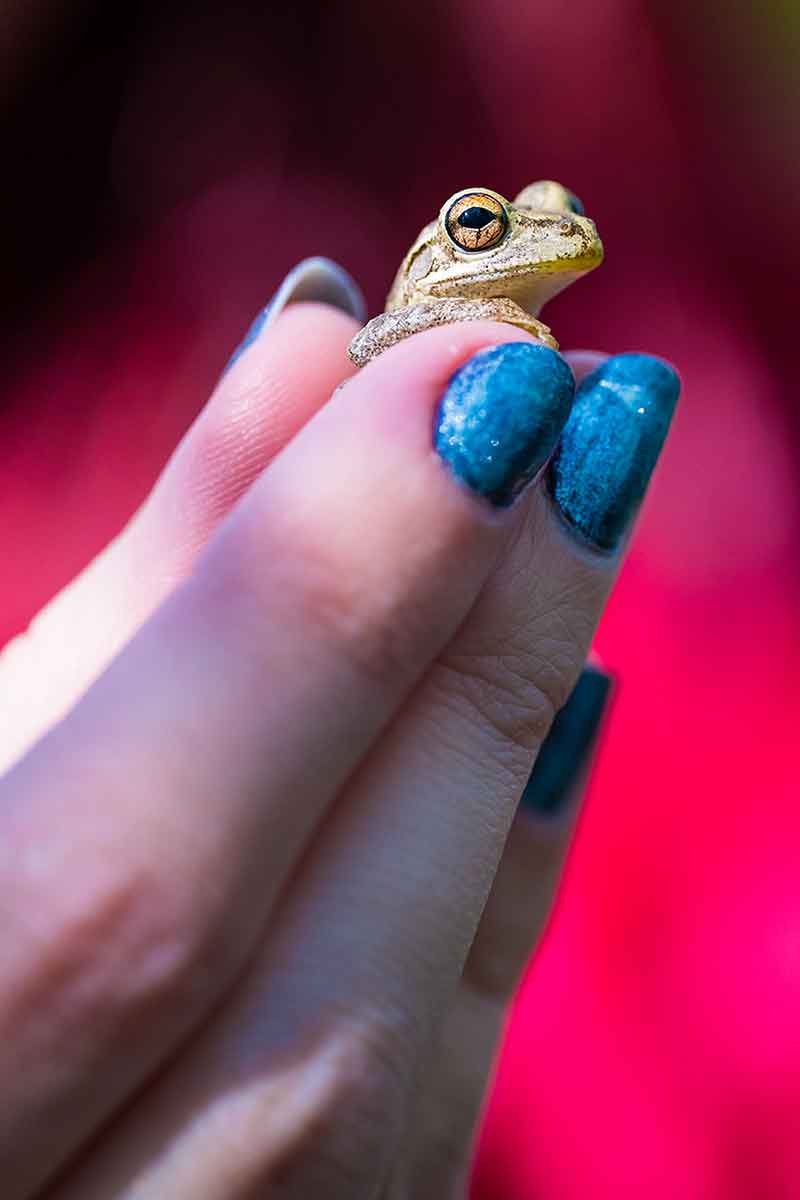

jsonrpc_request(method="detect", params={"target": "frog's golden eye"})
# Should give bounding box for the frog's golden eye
[444,192,508,252]
[513,181,587,217]
[565,190,585,216]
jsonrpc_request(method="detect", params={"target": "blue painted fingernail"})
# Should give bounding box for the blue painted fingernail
[548,353,680,550]
[520,666,613,817]
[225,306,270,372]
[435,343,575,507]
[225,257,366,373]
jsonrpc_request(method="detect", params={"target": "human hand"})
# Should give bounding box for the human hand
[0,260,678,1198]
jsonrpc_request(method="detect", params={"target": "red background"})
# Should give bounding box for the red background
[2,1,799,1194]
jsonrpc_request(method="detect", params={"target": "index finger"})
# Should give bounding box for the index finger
[0,262,362,772]
[0,321,569,1198]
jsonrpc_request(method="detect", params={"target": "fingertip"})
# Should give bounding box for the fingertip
[225,301,361,386]
[267,257,366,327]
[322,322,576,525]
[224,256,365,375]
[356,319,543,381]
[434,341,575,509]
[548,351,680,553]
[143,299,364,585]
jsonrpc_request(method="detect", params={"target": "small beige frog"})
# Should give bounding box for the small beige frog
[348,180,603,367]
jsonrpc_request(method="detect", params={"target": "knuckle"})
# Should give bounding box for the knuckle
[255,521,430,689]
[439,643,564,755]
[434,596,591,772]
[2,850,234,1049]
[299,563,414,686]
[260,1011,411,1198]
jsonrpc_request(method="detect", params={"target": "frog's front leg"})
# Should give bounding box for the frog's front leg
[347,298,557,368]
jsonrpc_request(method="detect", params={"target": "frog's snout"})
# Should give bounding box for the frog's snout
[538,211,604,269]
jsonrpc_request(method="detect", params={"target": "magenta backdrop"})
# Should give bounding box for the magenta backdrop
[2,1,799,1195]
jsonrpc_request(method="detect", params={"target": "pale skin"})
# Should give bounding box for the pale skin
[0,302,619,1198]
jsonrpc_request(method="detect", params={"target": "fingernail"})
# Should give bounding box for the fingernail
[225,257,366,372]
[548,353,680,550]
[435,343,575,507]
[520,665,613,817]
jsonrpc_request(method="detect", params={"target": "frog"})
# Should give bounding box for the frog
[347,180,603,368]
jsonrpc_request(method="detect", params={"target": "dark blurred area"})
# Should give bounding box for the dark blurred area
[2,1,800,1195]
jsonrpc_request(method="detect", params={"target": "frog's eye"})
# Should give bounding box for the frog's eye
[512,181,587,217]
[565,190,585,216]
[444,192,509,252]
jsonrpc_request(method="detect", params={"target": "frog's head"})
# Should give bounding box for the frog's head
[392,181,603,314]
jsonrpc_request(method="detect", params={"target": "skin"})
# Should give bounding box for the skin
[0,305,624,1199]
[348,180,603,367]
[0,15,633,1194]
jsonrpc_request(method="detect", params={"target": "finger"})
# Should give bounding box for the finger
[0,323,568,1198]
[464,354,615,992]
[0,259,364,771]
[259,351,677,1019]
[394,665,615,1200]
[45,352,678,1200]
[260,354,675,1199]
[462,336,610,847]
[469,661,615,990]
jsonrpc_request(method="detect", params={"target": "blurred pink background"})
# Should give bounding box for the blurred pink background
[2,0,799,1194]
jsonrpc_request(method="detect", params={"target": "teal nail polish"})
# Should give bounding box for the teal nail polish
[549,353,680,550]
[225,305,270,372]
[435,343,575,507]
[520,666,613,816]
